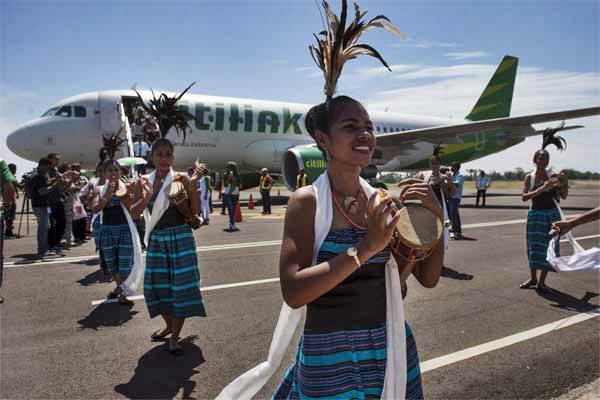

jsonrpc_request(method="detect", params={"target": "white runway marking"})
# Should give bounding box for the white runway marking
[90,231,599,306]
[420,311,600,373]
[91,277,281,305]
[5,216,595,268]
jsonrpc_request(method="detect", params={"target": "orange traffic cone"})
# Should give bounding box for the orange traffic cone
[248,193,255,210]
[235,202,243,223]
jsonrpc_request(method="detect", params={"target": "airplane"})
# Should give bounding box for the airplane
[6,55,599,190]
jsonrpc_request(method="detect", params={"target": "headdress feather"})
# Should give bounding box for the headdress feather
[542,121,567,151]
[432,143,444,158]
[99,132,126,162]
[309,0,405,100]
[134,82,198,143]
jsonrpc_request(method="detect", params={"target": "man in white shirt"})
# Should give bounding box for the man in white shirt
[475,171,491,208]
[132,135,150,174]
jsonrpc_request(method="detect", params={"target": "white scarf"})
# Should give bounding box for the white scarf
[217,172,407,399]
[120,169,173,296]
[97,181,144,297]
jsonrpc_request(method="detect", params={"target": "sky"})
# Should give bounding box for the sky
[1,0,598,177]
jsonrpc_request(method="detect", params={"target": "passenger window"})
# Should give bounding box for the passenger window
[383,127,388,133]
[74,106,86,118]
[376,126,381,132]
[55,106,72,117]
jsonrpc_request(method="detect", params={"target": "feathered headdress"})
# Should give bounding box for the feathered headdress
[542,121,567,151]
[134,82,197,143]
[309,0,404,100]
[99,132,126,162]
[432,143,444,158]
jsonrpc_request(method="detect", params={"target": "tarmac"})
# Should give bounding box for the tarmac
[1,188,599,399]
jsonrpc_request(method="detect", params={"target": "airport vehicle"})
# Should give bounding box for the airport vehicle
[6,56,599,190]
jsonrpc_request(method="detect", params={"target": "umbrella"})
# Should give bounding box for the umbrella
[117,157,147,167]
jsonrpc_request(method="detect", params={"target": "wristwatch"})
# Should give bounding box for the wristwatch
[346,246,361,268]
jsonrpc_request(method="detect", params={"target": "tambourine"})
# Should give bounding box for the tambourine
[378,189,443,265]
[168,181,186,200]
[167,179,202,230]
[104,180,128,197]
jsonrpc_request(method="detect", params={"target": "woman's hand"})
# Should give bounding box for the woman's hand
[360,192,402,255]
[399,183,443,219]
[397,178,423,187]
[104,180,117,200]
[552,220,573,235]
[190,163,206,184]
[139,177,153,201]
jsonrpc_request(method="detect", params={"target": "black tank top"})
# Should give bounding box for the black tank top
[531,179,559,210]
[102,196,127,225]
[304,227,390,333]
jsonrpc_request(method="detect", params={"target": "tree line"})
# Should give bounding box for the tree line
[380,168,599,183]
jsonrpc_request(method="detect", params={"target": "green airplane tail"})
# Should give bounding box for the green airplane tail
[465,55,518,121]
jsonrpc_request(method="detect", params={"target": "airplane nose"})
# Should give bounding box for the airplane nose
[6,122,39,161]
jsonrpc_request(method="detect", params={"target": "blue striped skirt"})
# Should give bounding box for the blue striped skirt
[273,323,423,400]
[98,224,133,281]
[526,208,560,271]
[144,224,206,319]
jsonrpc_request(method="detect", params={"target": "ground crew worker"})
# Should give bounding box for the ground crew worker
[199,169,211,224]
[259,168,273,215]
[0,159,17,304]
[296,168,308,190]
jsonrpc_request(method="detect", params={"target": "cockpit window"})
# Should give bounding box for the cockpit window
[41,107,59,118]
[55,106,72,117]
[74,106,86,118]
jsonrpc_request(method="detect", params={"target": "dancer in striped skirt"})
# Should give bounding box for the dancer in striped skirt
[272,95,444,399]
[218,4,443,399]
[520,127,568,292]
[91,160,135,305]
[130,138,206,355]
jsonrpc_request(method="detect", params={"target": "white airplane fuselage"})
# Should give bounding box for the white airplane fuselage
[5,90,516,173]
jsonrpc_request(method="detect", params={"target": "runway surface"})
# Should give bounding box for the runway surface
[1,189,599,399]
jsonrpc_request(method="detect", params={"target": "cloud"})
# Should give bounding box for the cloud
[444,51,490,60]
[360,62,600,172]
[295,66,315,73]
[389,38,461,49]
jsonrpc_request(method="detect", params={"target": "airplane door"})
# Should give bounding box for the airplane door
[98,92,121,134]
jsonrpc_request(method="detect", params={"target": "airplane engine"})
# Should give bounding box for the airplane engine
[281,146,327,191]
[281,146,379,191]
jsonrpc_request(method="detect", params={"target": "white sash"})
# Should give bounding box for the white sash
[97,181,144,296]
[120,169,173,296]
[217,172,407,399]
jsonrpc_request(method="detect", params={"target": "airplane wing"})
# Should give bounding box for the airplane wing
[375,106,600,146]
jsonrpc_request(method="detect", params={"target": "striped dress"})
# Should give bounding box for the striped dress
[97,196,133,281]
[274,227,423,400]
[143,193,206,319]
[527,186,561,271]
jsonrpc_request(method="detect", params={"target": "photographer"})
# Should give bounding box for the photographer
[29,158,62,259]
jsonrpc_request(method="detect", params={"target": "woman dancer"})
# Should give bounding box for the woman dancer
[130,139,206,355]
[520,128,568,291]
[91,160,136,305]
[218,2,443,399]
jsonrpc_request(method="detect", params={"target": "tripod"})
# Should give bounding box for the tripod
[16,192,31,238]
